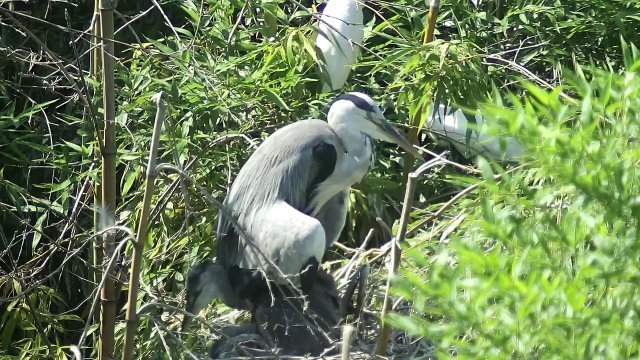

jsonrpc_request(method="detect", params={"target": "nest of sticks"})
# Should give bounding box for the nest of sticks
[173,239,436,360]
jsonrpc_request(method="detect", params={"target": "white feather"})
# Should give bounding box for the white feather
[316,0,364,91]
[427,104,523,162]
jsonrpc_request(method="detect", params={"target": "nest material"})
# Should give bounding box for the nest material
[193,255,436,360]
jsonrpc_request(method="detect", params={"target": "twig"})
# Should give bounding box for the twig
[375,156,447,355]
[150,0,182,47]
[114,5,154,36]
[113,10,142,44]
[187,0,206,50]
[415,144,481,174]
[227,1,248,45]
[479,54,576,103]
[153,321,174,360]
[148,314,200,360]
[354,264,369,320]
[340,265,363,320]
[335,228,374,284]
[334,242,360,254]
[121,92,166,360]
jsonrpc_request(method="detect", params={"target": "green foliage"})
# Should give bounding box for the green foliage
[1,0,640,358]
[389,42,640,358]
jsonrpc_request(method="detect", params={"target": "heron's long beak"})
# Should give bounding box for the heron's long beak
[373,117,423,159]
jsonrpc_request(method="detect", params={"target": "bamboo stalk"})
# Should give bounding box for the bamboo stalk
[401,0,440,185]
[99,0,117,358]
[91,0,103,333]
[341,325,354,360]
[380,7,442,354]
[423,0,440,44]
[374,171,418,355]
[121,93,166,360]
[375,157,446,355]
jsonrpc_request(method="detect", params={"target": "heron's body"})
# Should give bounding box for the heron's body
[217,118,372,282]
[184,92,421,322]
[427,103,523,162]
[316,0,364,91]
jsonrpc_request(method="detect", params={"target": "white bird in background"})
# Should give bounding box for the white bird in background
[315,0,365,92]
[426,103,523,162]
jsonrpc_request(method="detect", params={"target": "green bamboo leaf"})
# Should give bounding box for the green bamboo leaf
[122,169,139,197]
[48,179,71,193]
[263,88,292,111]
[32,212,48,249]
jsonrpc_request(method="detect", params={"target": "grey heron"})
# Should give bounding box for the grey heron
[216,92,422,305]
[427,103,523,162]
[315,0,364,92]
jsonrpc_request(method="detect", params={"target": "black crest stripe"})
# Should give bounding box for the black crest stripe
[329,93,376,113]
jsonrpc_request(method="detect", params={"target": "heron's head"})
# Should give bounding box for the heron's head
[182,259,229,330]
[327,92,422,158]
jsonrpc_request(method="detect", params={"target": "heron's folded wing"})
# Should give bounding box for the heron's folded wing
[215,120,341,269]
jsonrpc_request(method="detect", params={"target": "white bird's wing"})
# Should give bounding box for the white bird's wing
[316,0,364,91]
[427,103,523,162]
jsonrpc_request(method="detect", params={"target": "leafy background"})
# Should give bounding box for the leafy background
[1,0,639,358]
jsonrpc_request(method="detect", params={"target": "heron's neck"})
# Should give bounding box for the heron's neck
[309,120,372,215]
[331,122,369,158]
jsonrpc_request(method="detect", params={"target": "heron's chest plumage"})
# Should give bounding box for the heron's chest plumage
[340,137,373,184]
[308,136,373,215]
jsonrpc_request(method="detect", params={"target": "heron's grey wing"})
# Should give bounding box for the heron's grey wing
[216,120,341,270]
[314,190,348,253]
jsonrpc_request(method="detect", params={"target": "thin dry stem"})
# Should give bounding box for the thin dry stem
[375,157,447,355]
[121,92,166,360]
